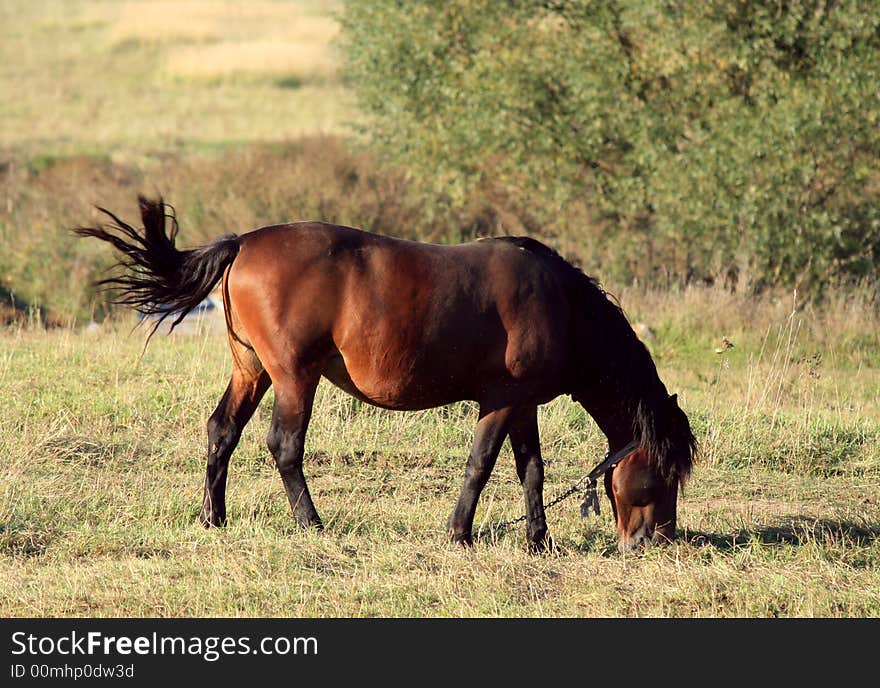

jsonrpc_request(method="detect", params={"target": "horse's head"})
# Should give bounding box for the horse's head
[604,394,695,552]
[605,448,680,552]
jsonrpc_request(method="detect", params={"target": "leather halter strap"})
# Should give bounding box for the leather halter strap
[580,438,641,518]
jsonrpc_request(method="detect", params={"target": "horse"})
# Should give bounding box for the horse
[75,195,696,553]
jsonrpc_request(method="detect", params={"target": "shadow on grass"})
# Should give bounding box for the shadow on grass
[477,515,880,558]
[685,516,880,551]
[0,522,57,558]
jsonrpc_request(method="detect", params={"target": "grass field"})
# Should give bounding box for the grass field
[0,0,352,157]
[1,0,879,618]
[2,287,878,617]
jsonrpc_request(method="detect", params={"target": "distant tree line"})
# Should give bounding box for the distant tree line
[341,0,880,293]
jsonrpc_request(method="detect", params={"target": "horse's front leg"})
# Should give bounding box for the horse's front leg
[508,406,550,553]
[447,405,515,547]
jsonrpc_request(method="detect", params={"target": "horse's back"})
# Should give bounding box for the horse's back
[227,223,575,408]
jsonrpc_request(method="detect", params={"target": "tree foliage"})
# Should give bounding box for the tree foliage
[341,0,880,291]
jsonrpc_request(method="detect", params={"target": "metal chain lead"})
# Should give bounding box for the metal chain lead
[482,474,596,537]
[479,440,640,539]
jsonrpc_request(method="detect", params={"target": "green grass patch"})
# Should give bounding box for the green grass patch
[1,316,878,617]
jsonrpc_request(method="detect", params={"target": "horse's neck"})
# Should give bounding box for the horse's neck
[572,363,666,450]
[576,392,639,449]
[566,282,668,448]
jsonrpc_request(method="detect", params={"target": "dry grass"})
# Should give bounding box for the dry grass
[166,40,338,82]
[99,1,342,82]
[1,288,878,618]
[99,1,338,44]
[0,0,353,155]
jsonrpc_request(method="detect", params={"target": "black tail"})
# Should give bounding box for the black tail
[74,195,240,335]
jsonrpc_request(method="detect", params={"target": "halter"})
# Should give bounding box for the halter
[579,439,641,518]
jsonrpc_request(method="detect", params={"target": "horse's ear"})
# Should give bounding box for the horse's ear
[669,393,679,408]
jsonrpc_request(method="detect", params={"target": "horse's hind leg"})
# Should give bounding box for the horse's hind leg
[508,407,550,553]
[266,368,323,529]
[447,405,515,546]
[200,349,270,527]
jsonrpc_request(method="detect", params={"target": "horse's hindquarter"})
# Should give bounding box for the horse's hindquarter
[228,225,572,410]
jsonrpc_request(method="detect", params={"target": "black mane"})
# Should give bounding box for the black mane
[495,235,695,485]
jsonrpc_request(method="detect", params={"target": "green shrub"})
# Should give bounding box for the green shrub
[341,0,880,292]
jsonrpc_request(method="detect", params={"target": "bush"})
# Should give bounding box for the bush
[0,140,429,322]
[340,0,880,292]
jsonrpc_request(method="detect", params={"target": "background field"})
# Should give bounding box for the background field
[1,1,879,617]
[0,0,351,155]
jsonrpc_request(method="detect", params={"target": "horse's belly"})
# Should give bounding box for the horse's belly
[321,352,463,411]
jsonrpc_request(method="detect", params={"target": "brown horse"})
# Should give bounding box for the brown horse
[76,196,696,553]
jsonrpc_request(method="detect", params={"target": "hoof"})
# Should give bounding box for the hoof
[448,530,474,548]
[527,533,555,555]
[198,512,226,529]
